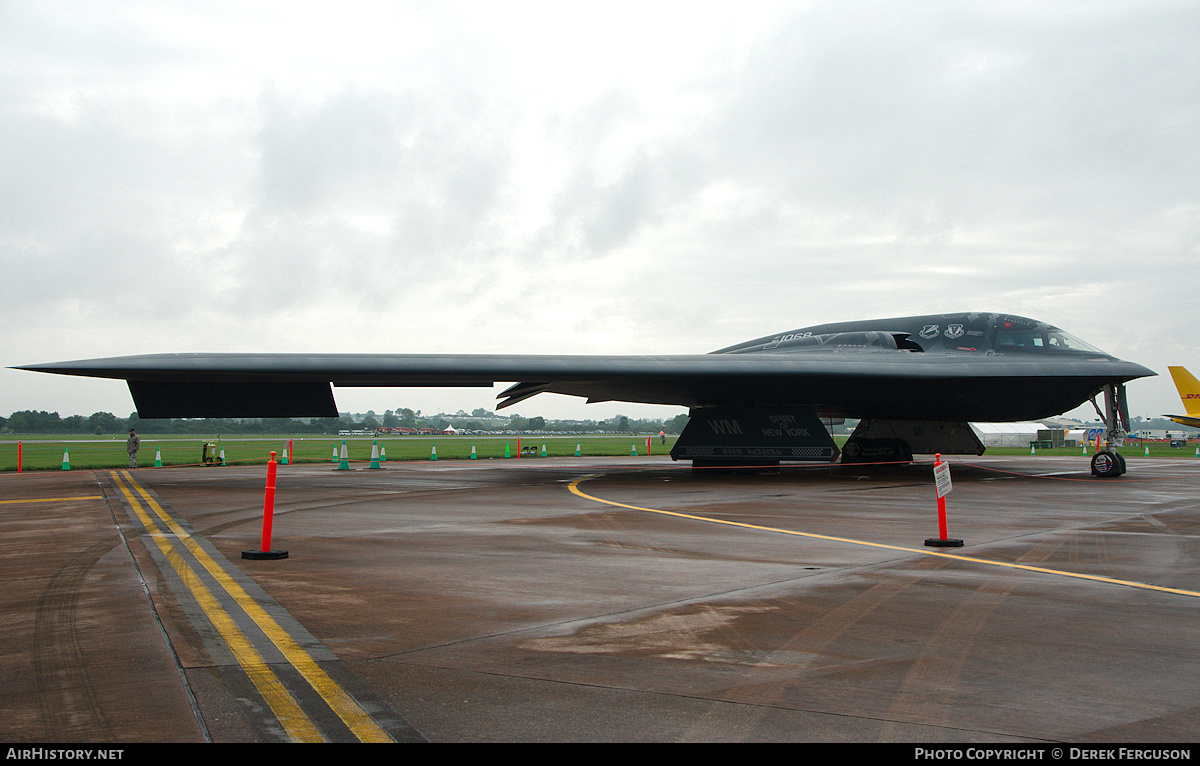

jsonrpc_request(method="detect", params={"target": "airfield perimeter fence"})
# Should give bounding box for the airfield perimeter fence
[0,434,688,472]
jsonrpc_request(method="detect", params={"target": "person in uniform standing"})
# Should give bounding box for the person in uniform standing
[127,428,140,469]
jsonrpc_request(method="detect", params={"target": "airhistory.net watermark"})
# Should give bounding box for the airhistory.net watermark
[6,750,124,761]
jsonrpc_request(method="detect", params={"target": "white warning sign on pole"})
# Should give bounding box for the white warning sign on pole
[934,458,953,498]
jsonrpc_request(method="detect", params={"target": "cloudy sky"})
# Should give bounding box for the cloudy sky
[3,1,1198,424]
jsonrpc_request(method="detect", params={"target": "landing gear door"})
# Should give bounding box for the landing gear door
[670,407,839,464]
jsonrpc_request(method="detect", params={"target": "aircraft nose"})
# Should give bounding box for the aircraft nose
[1126,361,1157,380]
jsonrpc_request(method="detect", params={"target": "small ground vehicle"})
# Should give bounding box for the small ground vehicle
[201,435,224,466]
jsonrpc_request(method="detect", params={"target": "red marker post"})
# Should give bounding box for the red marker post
[925,453,963,548]
[17,441,21,474]
[243,451,289,560]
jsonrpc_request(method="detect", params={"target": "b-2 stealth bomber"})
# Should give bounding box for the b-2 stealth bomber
[16,312,1153,477]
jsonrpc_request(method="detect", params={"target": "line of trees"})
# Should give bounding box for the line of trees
[0,410,348,435]
[4,410,130,434]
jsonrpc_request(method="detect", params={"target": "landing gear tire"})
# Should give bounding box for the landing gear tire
[1091,450,1125,478]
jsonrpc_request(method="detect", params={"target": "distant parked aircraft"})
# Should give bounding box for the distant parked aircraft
[1165,366,1200,429]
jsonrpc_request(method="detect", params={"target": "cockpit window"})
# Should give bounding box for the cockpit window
[996,328,1106,354]
[1046,330,1104,352]
[997,331,1043,349]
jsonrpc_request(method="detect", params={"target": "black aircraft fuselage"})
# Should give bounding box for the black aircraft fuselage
[694,312,1148,423]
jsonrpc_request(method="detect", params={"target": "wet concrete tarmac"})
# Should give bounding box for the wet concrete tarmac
[2,454,1199,742]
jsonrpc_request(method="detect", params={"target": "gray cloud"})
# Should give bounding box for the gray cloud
[2,1,1198,420]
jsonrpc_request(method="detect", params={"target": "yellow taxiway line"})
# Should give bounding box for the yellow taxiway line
[112,471,393,743]
[568,475,1200,600]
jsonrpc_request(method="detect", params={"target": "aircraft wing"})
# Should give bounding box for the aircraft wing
[15,350,1155,422]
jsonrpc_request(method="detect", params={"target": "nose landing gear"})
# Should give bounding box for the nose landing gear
[1090,449,1126,478]
[1089,383,1129,478]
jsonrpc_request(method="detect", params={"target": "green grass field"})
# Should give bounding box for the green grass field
[986,444,1198,458]
[0,434,680,472]
[2,433,1195,472]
